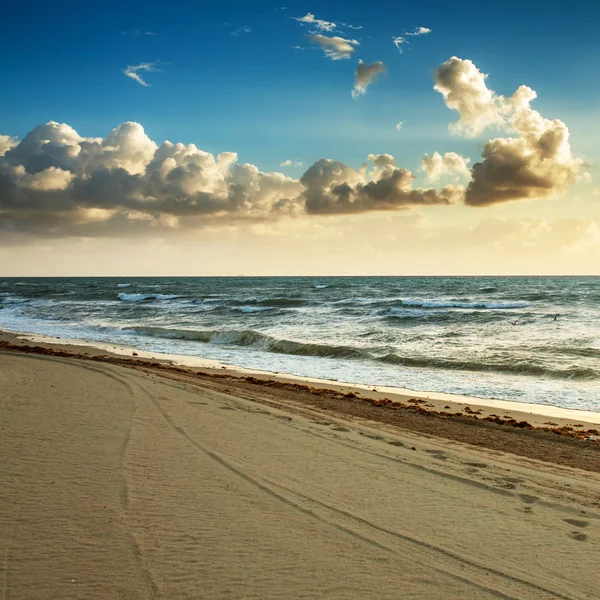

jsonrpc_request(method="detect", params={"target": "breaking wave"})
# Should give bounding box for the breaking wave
[118,293,181,302]
[398,299,531,309]
[124,325,597,380]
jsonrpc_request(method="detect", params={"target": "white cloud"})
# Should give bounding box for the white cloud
[434,57,504,137]
[231,26,251,36]
[293,12,361,32]
[307,34,359,60]
[294,12,336,32]
[395,121,404,131]
[405,26,431,36]
[123,62,159,87]
[392,36,407,53]
[0,135,18,157]
[420,152,471,182]
[299,154,463,214]
[0,122,468,235]
[280,160,303,167]
[434,57,585,205]
[352,60,385,98]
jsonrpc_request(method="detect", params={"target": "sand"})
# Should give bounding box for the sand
[1,349,600,599]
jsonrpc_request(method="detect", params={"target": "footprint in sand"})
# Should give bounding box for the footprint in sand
[388,440,405,447]
[332,426,350,432]
[517,494,539,504]
[361,433,385,441]
[425,449,448,460]
[504,477,524,484]
[219,406,236,410]
[570,531,588,542]
[465,462,487,468]
[563,519,590,528]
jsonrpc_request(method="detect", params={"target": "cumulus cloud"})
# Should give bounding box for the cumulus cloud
[123,62,158,87]
[352,60,384,98]
[299,154,463,214]
[434,57,585,205]
[392,36,407,53]
[405,26,431,36]
[420,152,471,182]
[0,135,18,156]
[280,160,303,167]
[307,34,359,60]
[294,12,336,32]
[395,121,404,131]
[434,57,504,137]
[0,122,469,236]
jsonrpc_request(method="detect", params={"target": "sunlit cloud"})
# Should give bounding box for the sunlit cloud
[395,121,404,131]
[294,12,336,32]
[420,152,471,182]
[405,26,431,36]
[434,56,585,205]
[352,60,385,98]
[307,34,359,60]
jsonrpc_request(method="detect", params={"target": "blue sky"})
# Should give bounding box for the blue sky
[2,0,600,173]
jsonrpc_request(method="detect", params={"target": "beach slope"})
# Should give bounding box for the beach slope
[1,352,599,599]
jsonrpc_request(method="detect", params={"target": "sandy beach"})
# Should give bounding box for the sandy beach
[1,340,600,599]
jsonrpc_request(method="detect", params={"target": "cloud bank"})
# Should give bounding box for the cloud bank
[0,123,462,236]
[0,57,585,237]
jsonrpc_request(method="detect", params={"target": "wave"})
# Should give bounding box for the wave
[117,283,132,288]
[377,353,597,380]
[232,306,274,314]
[124,325,598,380]
[235,297,307,308]
[118,293,180,302]
[125,326,370,359]
[313,284,330,289]
[1,296,28,305]
[478,286,499,293]
[399,299,531,309]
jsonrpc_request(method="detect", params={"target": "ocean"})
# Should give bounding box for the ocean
[1,276,599,410]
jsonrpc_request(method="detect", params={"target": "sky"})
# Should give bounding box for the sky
[1,0,599,275]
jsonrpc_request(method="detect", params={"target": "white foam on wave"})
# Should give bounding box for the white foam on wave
[400,299,531,309]
[233,306,272,314]
[117,283,132,288]
[118,293,180,302]
[1,296,28,305]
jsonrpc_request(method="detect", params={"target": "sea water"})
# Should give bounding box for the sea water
[1,276,599,410]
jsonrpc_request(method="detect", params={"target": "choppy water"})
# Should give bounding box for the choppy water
[1,276,599,410]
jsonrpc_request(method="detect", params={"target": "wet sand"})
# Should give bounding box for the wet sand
[1,341,600,598]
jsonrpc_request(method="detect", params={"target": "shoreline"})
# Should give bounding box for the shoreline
[2,327,600,433]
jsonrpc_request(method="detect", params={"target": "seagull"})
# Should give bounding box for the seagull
[550,314,560,321]
[509,317,522,326]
